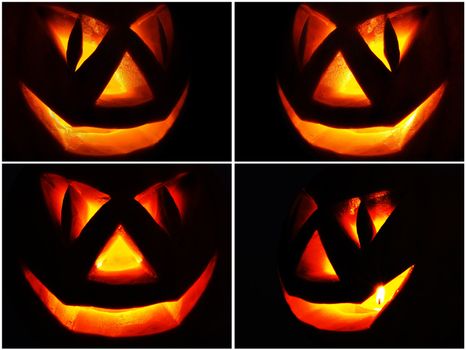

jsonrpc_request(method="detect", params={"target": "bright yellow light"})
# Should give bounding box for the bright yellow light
[313,52,371,107]
[283,265,414,331]
[278,82,446,156]
[20,83,188,156]
[22,256,217,337]
[95,52,154,107]
[375,285,385,306]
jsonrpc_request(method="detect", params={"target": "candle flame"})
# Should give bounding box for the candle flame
[376,285,385,305]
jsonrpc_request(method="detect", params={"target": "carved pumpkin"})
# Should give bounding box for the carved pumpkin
[278,4,449,157]
[16,4,188,156]
[7,167,223,339]
[279,169,420,332]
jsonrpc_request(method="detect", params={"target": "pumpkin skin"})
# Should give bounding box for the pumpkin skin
[278,3,450,157]
[4,166,229,342]
[278,168,425,332]
[11,4,189,157]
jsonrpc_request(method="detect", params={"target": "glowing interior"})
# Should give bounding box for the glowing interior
[45,7,109,71]
[41,173,70,226]
[88,225,156,284]
[357,15,392,71]
[293,5,336,66]
[297,231,339,282]
[134,177,185,231]
[40,173,110,239]
[313,52,371,107]
[365,191,396,233]
[130,5,173,65]
[291,193,318,235]
[20,83,188,156]
[278,82,445,156]
[23,256,217,337]
[95,52,154,107]
[357,7,421,71]
[389,6,422,62]
[283,265,414,331]
[336,197,362,247]
[335,191,395,247]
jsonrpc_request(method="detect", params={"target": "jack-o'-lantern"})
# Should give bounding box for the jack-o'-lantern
[19,4,188,156]
[12,167,219,338]
[279,169,421,331]
[278,4,448,157]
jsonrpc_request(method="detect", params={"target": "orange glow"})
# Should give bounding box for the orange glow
[293,5,336,66]
[67,180,110,239]
[40,173,110,239]
[313,52,371,107]
[336,191,395,245]
[20,83,188,156]
[297,231,339,282]
[278,82,446,156]
[135,173,187,227]
[357,15,391,71]
[291,193,318,235]
[88,225,156,284]
[95,52,154,107]
[22,256,217,337]
[41,173,69,226]
[283,265,414,331]
[365,191,395,233]
[45,7,109,71]
[357,7,421,71]
[336,197,362,247]
[130,5,174,65]
[389,6,422,61]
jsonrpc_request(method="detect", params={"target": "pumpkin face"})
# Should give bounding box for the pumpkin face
[278,4,448,156]
[279,170,420,332]
[13,168,219,338]
[19,4,188,156]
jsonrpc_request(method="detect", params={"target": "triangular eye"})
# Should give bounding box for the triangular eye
[134,177,185,234]
[297,231,339,282]
[336,191,395,248]
[313,52,371,107]
[357,6,423,71]
[294,5,336,66]
[43,6,109,71]
[336,196,362,247]
[365,191,396,234]
[130,5,174,66]
[40,173,110,240]
[95,52,154,107]
[88,225,157,284]
[64,180,110,240]
[388,6,423,60]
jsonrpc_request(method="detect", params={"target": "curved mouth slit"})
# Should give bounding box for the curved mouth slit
[283,265,414,332]
[20,83,188,157]
[22,255,216,337]
[278,83,446,156]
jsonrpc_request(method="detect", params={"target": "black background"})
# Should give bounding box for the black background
[3,164,231,348]
[236,164,463,347]
[235,3,464,161]
[3,3,231,161]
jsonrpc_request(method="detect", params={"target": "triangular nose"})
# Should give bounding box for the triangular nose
[88,225,157,284]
